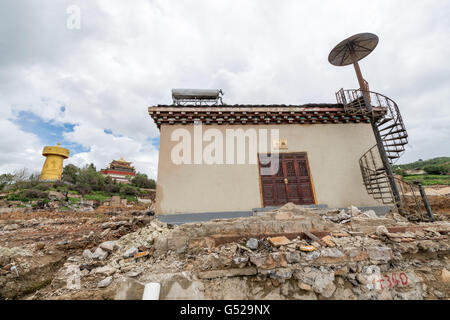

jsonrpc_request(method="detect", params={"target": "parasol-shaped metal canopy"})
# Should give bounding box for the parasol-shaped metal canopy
[328,33,379,66]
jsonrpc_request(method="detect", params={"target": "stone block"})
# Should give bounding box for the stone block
[100,241,118,252]
[167,236,188,254]
[342,247,368,262]
[197,267,257,279]
[268,236,291,247]
[92,247,109,260]
[285,252,301,264]
[366,246,392,263]
[111,196,121,207]
[442,269,450,284]
[317,248,346,264]
[115,279,145,300]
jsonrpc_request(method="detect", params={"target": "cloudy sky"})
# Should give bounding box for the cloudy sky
[1,0,449,179]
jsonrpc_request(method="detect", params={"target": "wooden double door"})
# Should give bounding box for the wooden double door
[259,153,315,207]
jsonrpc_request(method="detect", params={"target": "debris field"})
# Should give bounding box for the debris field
[2,202,447,300]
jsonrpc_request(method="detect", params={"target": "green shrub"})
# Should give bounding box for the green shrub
[124,195,138,203]
[423,165,444,175]
[68,198,81,204]
[403,174,450,186]
[105,183,120,194]
[120,184,138,196]
[23,189,48,199]
[131,173,156,189]
[84,193,110,202]
[7,193,30,202]
[35,183,51,191]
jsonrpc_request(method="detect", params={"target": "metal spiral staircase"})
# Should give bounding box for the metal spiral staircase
[328,33,435,221]
[336,88,429,220]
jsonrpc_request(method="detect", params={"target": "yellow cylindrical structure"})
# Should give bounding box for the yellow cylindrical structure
[39,143,70,181]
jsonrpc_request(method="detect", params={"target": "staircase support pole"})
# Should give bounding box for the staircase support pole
[370,121,404,211]
[417,183,435,221]
[349,49,403,212]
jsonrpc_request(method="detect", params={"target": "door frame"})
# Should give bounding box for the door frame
[257,152,318,208]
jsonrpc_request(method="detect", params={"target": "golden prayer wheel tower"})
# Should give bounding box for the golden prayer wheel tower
[39,143,70,181]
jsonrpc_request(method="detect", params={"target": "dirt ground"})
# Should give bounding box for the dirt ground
[0,205,154,299]
[0,192,449,300]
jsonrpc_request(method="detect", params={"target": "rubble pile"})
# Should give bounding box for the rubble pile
[0,208,155,299]
[30,203,450,300]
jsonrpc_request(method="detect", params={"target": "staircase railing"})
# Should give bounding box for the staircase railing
[336,88,430,221]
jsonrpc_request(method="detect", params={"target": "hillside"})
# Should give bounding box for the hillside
[395,157,450,171]
[394,157,450,186]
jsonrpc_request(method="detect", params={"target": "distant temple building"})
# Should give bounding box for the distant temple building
[101,158,136,184]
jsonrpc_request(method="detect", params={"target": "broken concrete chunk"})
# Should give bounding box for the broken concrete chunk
[320,248,344,258]
[198,267,257,279]
[441,269,450,284]
[97,276,113,288]
[91,265,117,276]
[313,271,336,298]
[366,246,392,263]
[274,211,295,220]
[99,241,118,252]
[126,270,142,278]
[134,251,150,259]
[285,252,301,264]
[349,206,361,217]
[92,247,109,260]
[232,257,249,268]
[249,254,266,268]
[298,282,313,291]
[246,238,259,250]
[65,265,81,290]
[272,268,293,281]
[376,225,390,237]
[82,249,93,260]
[123,247,138,258]
[361,210,379,219]
[321,235,336,247]
[299,245,317,252]
[268,236,291,247]
[4,224,20,231]
[332,232,350,238]
[115,279,145,300]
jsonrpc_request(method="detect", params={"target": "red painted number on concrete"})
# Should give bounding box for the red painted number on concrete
[384,275,392,288]
[378,273,408,289]
[399,273,408,286]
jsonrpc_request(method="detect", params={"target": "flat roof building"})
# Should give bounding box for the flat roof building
[148,101,387,215]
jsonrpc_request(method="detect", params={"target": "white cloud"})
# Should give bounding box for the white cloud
[0,119,43,174]
[0,0,449,178]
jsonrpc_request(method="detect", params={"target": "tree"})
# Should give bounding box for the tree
[0,174,14,191]
[13,168,30,183]
[131,173,156,189]
[393,168,406,176]
[62,164,79,183]
[121,184,138,196]
[423,164,449,175]
[76,164,105,192]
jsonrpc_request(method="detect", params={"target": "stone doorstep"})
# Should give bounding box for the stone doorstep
[197,267,258,280]
[206,225,449,248]
[168,224,449,254]
[387,225,449,235]
[210,231,331,247]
